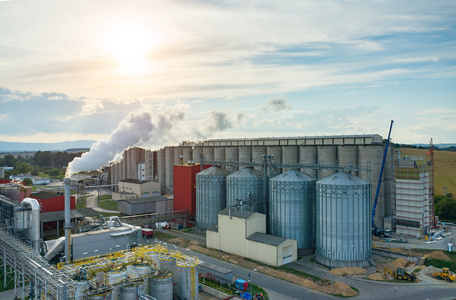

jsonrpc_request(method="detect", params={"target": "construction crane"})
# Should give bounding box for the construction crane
[372,120,394,235]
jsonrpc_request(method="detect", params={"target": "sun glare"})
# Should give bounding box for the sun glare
[105,22,154,73]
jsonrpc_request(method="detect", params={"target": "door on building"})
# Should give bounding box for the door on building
[282,245,292,265]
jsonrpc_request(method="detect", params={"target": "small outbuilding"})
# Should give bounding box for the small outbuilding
[206,208,297,267]
[117,196,173,216]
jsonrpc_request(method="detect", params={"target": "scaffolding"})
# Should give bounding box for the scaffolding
[0,229,76,300]
[394,153,433,237]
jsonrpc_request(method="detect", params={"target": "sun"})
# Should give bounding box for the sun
[105,21,154,73]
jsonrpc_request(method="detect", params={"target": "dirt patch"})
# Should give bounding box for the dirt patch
[424,250,451,261]
[333,282,357,296]
[168,237,190,248]
[368,272,387,281]
[330,267,366,276]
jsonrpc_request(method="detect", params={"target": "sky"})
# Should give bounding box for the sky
[1,0,455,151]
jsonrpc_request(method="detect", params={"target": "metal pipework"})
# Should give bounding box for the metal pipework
[16,198,41,254]
[64,178,71,263]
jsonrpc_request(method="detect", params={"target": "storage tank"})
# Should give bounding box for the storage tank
[202,147,214,162]
[225,146,239,171]
[282,146,299,172]
[358,145,384,228]
[300,146,317,178]
[337,145,358,172]
[175,259,199,300]
[119,280,145,300]
[159,254,176,273]
[238,146,252,169]
[269,170,316,255]
[252,146,267,172]
[165,147,174,194]
[317,146,337,179]
[196,166,230,231]
[148,252,161,270]
[157,149,165,194]
[267,146,282,176]
[315,171,372,268]
[133,264,152,293]
[105,268,127,285]
[214,147,226,162]
[183,147,192,164]
[192,146,203,163]
[149,271,173,300]
[226,167,264,213]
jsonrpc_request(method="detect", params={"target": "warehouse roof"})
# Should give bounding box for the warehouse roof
[40,208,99,223]
[118,196,170,204]
[247,232,287,246]
[31,191,63,200]
[218,207,256,219]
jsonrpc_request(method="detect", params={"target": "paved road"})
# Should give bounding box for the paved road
[85,190,118,214]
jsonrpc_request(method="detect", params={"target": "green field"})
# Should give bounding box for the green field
[398,148,456,196]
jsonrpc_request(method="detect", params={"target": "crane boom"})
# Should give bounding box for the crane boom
[372,120,394,229]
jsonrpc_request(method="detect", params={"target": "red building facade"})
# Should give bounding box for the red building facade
[29,191,75,213]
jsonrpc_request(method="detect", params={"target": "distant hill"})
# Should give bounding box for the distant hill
[0,140,95,153]
[398,148,456,196]
[413,143,456,149]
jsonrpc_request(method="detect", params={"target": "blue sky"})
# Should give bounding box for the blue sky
[0,0,455,149]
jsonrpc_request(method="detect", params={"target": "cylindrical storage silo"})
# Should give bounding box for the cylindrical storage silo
[159,254,176,273]
[300,146,317,178]
[157,149,165,195]
[267,146,282,176]
[84,288,112,300]
[282,146,299,172]
[214,146,226,163]
[165,147,174,194]
[315,171,372,268]
[226,167,264,213]
[133,264,152,294]
[252,146,267,172]
[358,145,383,227]
[175,260,199,300]
[149,271,173,300]
[192,146,203,164]
[225,146,239,172]
[126,149,132,179]
[173,147,184,166]
[269,170,316,255]
[317,146,337,179]
[131,148,141,180]
[195,166,230,232]
[239,146,252,169]
[183,147,192,164]
[202,147,214,163]
[148,252,161,270]
[337,145,358,172]
[105,268,127,285]
[119,280,145,300]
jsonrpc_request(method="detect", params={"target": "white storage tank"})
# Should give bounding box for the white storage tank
[175,259,199,300]
[149,271,173,300]
[119,280,145,300]
[315,171,372,268]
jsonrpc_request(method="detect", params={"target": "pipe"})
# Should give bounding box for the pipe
[16,198,41,254]
[64,178,71,263]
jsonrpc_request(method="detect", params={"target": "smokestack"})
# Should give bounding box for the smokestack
[64,178,71,262]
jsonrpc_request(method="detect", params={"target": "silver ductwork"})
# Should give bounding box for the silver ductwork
[15,197,41,254]
[64,178,71,262]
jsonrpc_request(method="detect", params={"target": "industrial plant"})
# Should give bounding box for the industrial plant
[0,132,439,299]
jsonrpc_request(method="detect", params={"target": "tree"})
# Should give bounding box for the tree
[3,154,16,166]
[15,162,31,174]
[23,178,33,186]
[435,194,456,222]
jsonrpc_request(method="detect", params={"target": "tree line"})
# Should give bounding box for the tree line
[0,151,83,179]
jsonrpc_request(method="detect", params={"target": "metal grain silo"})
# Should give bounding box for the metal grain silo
[269,169,316,255]
[315,171,372,268]
[196,166,230,231]
[226,167,264,214]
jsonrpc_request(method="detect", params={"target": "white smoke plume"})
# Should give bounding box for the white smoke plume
[66,106,239,176]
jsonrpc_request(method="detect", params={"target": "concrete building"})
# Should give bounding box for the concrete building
[117,196,173,216]
[206,208,297,267]
[112,179,161,200]
[395,155,433,237]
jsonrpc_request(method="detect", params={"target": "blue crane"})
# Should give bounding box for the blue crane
[372,120,394,232]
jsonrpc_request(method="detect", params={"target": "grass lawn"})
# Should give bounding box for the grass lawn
[98,199,118,211]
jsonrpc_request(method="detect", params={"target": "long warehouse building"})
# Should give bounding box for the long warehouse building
[110,134,394,228]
